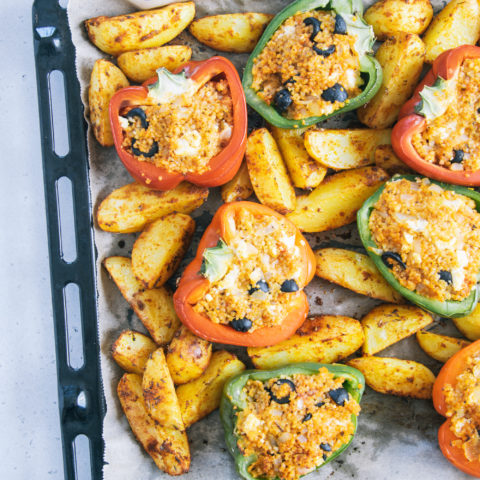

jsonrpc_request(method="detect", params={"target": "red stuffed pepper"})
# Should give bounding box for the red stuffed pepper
[109,56,247,191]
[432,339,480,477]
[173,201,316,347]
[392,45,480,186]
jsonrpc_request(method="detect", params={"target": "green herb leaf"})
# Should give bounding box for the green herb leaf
[414,76,452,121]
[147,67,193,103]
[200,240,233,283]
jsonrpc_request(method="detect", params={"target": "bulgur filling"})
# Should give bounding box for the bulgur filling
[369,178,480,301]
[235,370,360,480]
[121,78,233,175]
[444,353,480,462]
[194,208,303,332]
[251,10,362,119]
[412,58,480,172]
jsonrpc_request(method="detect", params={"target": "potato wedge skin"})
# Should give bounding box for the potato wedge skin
[85,2,196,56]
[358,34,425,129]
[286,166,389,232]
[189,13,273,53]
[112,330,157,374]
[247,315,364,370]
[176,351,245,428]
[452,303,480,340]
[315,248,403,303]
[416,331,470,363]
[246,128,296,214]
[374,144,412,175]
[117,45,192,83]
[221,161,254,203]
[89,59,129,147]
[96,182,208,233]
[423,0,480,63]
[362,304,433,355]
[348,356,435,399]
[103,256,143,303]
[364,0,433,40]
[304,129,392,170]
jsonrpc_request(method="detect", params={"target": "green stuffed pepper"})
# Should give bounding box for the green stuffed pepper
[358,175,480,318]
[242,0,382,128]
[220,363,364,480]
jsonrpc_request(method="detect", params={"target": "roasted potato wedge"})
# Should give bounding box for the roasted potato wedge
[189,13,273,53]
[112,330,157,374]
[221,161,254,203]
[364,0,433,40]
[362,304,433,355]
[166,325,212,385]
[97,181,208,233]
[270,126,327,190]
[246,128,296,214]
[88,59,129,147]
[247,315,364,369]
[374,144,412,174]
[358,34,425,129]
[286,167,389,232]
[315,248,403,303]
[423,0,480,63]
[304,129,391,169]
[131,213,195,289]
[416,331,471,363]
[85,2,195,56]
[453,303,480,341]
[118,373,190,475]
[103,256,144,303]
[177,351,246,428]
[117,45,192,83]
[347,356,435,399]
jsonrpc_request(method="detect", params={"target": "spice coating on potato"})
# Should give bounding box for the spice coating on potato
[221,161,254,203]
[112,330,157,374]
[416,330,470,363]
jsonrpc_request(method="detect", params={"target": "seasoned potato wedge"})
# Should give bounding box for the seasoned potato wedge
[112,330,157,374]
[177,351,246,428]
[221,161,254,203]
[247,315,364,369]
[416,331,470,363]
[118,373,190,475]
[85,2,195,56]
[358,34,425,129]
[270,126,327,190]
[246,128,296,214]
[131,213,195,289]
[286,167,389,232]
[97,182,208,233]
[304,129,391,169]
[364,0,433,40]
[117,45,192,83]
[103,256,144,303]
[166,325,212,385]
[315,248,403,303]
[189,13,273,53]
[423,0,480,63]
[88,59,129,147]
[453,303,480,341]
[374,144,412,174]
[348,356,435,399]
[362,304,433,355]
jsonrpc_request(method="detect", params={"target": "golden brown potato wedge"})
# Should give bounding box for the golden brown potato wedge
[270,126,327,190]
[177,351,246,428]
[85,2,195,56]
[88,59,129,147]
[286,167,389,232]
[221,161,254,203]
[131,213,195,289]
[453,303,480,341]
[416,331,470,363]
[247,315,364,370]
[246,128,296,214]
[103,256,144,303]
[97,182,208,233]
[189,13,273,53]
[314,248,403,303]
[112,330,157,374]
[118,373,190,475]
[347,356,435,399]
[423,0,480,63]
[117,45,192,83]
[374,144,412,174]
[362,304,433,355]
[358,34,425,129]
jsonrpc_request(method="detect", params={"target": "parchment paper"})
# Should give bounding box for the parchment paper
[66,1,470,478]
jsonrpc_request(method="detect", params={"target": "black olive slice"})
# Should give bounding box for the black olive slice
[303,17,322,42]
[315,400,325,408]
[280,279,299,292]
[313,44,336,57]
[451,149,464,163]
[248,280,270,294]
[322,453,328,461]
[302,413,312,422]
[320,443,332,452]
[321,83,348,103]
[334,14,347,35]
[131,139,159,158]
[328,387,349,406]
[381,251,406,270]
[125,107,149,129]
[267,378,296,404]
[229,317,252,332]
[284,77,297,85]
[439,270,453,285]
[273,88,293,113]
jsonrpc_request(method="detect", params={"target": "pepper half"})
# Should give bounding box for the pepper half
[242,0,382,128]
[173,201,316,347]
[392,45,480,186]
[357,174,480,317]
[109,56,247,191]
[432,340,480,478]
[220,363,365,480]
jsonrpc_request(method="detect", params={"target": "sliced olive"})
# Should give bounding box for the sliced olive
[451,149,464,163]
[248,280,269,294]
[320,443,332,452]
[315,400,325,408]
[302,413,312,422]
[284,77,297,85]
[303,17,322,42]
[328,387,348,406]
[439,270,453,285]
[125,107,149,129]
[131,139,159,158]
[267,378,296,404]
[322,453,328,461]
[321,83,348,103]
[273,88,293,113]
[229,317,252,332]
[280,279,299,292]
[313,44,336,57]
[381,251,406,270]
[334,14,347,35]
